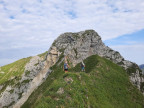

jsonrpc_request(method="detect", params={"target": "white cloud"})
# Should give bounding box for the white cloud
[0,0,144,65]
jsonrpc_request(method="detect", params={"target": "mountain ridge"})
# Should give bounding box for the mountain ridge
[139,64,144,69]
[0,29,144,108]
[22,55,144,108]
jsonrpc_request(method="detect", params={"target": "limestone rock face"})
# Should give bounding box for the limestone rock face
[46,46,60,67]
[13,46,60,108]
[12,47,60,108]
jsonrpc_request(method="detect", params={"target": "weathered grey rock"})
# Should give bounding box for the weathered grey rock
[64,77,73,84]
[130,69,141,89]
[57,87,64,94]
[12,46,59,108]
[21,56,44,81]
[51,30,125,68]
[0,85,3,91]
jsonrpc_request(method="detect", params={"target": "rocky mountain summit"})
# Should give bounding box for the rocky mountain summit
[0,30,144,108]
[51,29,143,91]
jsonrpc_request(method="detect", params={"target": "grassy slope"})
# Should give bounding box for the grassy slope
[0,51,48,85]
[22,55,144,108]
[0,57,31,85]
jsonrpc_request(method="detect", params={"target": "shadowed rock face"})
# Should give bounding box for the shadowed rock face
[0,29,143,108]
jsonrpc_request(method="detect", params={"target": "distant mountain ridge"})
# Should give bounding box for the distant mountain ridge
[139,64,144,74]
[139,64,144,69]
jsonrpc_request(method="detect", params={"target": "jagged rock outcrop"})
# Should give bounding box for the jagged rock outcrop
[0,29,143,108]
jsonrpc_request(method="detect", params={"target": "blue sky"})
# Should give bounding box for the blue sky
[0,0,144,66]
[104,29,144,46]
[104,29,144,65]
